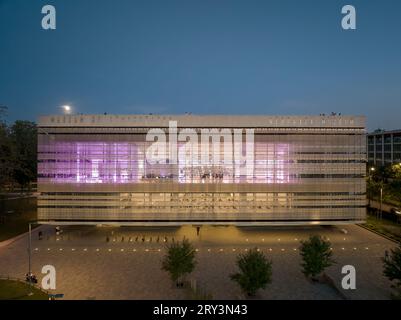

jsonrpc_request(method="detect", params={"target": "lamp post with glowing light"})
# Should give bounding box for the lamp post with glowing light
[380,185,383,220]
[368,167,375,206]
[27,222,33,296]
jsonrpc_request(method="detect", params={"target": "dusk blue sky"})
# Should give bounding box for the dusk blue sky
[0,0,400,131]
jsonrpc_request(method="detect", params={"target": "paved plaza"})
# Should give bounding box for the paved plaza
[0,224,397,300]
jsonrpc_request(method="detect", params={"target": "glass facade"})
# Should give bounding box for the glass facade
[367,130,401,166]
[37,115,366,225]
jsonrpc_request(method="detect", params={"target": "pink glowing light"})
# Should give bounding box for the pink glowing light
[38,141,293,184]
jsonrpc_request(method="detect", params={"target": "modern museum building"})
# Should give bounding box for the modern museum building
[37,114,366,225]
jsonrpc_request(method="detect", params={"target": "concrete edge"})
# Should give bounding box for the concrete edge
[357,224,400,245]
[0,225,45,248]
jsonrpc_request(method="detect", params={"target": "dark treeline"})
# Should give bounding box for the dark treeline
[0,106,37,192]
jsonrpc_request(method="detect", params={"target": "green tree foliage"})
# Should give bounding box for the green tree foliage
[368,165,401,206]
[371,164,401,182]
[9,121,37,189]
[391,164,401,180]
[162,239,197,285]
[299,235,334,280]
[0,106,12,189]
[0,108,37,191]
[376,165,392,182]
[230,248,272,296]
[383,246,401,298]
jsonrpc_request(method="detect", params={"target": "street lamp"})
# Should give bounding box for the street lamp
[27,222,33,296]
[380,185,383,220]
[368,167,375,206]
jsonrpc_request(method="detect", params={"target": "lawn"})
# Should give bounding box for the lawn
[0,279,48,300]
[362,214,401,243]
[0,196,38,242]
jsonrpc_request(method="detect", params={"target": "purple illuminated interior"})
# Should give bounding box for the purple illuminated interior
[38,141,292,184]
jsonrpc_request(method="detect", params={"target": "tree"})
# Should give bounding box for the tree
[372,165,392,183]
[0,106,12,190]
[390,164,401,180]
[162,239,197,286]
[230,248,272,296]
[299,235,335,280]
[0,109,38,191]
[383,246,401,299]
[9,121,37,190]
